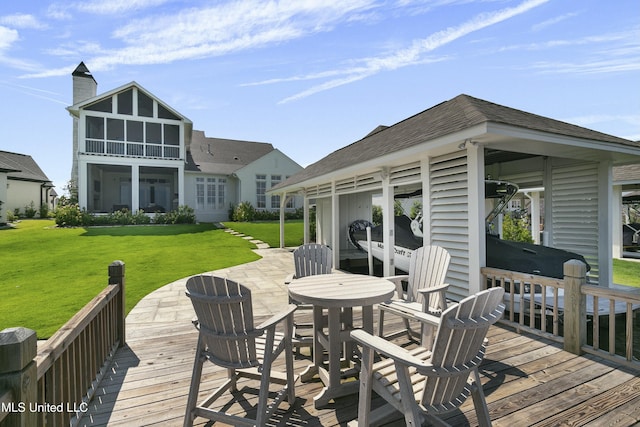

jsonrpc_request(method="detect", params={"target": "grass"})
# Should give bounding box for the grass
[222,220,305,247]
[3,218,635,338]
[1,220,261,338]
[613,258,640,287]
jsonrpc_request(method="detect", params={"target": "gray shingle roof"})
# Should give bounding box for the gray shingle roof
[185,130,274,175]
[0,151,51,182]
[614,164,640,183]
[275,94,638,190]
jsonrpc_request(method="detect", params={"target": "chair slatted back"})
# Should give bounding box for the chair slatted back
[419,287,505,409]
[186,275,259,369]
[293,244,332,278]
[407,245,451,311]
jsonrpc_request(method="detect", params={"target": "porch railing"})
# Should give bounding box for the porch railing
[0,261,126,426]
[85,138,180,159]
[482,260,640,369]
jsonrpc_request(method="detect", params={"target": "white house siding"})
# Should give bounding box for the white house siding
[6,180,45,214]
[234,149,303,212]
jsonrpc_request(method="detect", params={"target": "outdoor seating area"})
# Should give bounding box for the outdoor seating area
[74,244,640,427]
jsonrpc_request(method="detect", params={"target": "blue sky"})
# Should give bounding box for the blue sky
[0,0,638,195]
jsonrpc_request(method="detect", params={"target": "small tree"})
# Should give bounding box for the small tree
[502,213,534,243]
[372,205,383,226]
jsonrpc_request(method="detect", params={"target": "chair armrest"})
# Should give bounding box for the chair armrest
[412,311,444,327]
[256,304,297,331]
[351,329,428,368]
[416,283,449,295]
[384,274,409,299]
[417,283,450,312]
[284,273,295,285]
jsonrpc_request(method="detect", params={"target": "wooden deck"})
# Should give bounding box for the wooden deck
[79,311,640,427]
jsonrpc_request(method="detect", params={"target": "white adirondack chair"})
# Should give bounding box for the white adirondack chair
[378,245,451,347]
[350,287,505,427]
[184,275,298,427]
[285,243,333,349]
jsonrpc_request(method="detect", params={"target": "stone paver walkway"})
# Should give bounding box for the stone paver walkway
[125,229,295,329]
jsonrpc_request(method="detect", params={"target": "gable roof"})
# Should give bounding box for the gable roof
[274,94,639,191]
[185,130,275,176]
[67,81,192,126]
[0,151,51,183]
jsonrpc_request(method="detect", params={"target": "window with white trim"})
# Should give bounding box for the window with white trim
[256,175,266,208]
[270,175,281,209]
[196,177,227,210]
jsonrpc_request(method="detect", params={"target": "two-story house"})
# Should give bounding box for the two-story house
[67,62,302,222]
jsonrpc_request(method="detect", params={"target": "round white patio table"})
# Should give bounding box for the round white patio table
[288,273,395,408]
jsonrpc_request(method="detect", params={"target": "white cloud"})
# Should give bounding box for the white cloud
[77,0,171,14]
[0,26,19,51]
[0,14,47,30]
[277,0,550,103]
[23,0,379,78]
[532,11,579,31]
[48,0,172,17]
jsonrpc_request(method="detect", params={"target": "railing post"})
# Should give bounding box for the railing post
[108,260,126,348]
[0,327,37,426]
[563,260,587,355]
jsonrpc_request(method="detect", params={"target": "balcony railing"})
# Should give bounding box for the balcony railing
[85,139,180,159]
[482,260,640,369]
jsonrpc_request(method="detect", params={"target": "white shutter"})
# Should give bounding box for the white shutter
[551,162,599,279]
[429,152,468,298]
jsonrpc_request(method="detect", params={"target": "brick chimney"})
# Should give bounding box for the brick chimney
[72,62,97,104]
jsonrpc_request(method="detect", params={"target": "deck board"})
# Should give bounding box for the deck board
[79,310,640,426]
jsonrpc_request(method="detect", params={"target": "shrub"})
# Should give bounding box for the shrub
[55,204,86,227]
[39,204,49,219]
[154,205,196,224]
[6,210,18,222]
[502,213,534,243]
[24,202,37,219]
[232,201,256,222]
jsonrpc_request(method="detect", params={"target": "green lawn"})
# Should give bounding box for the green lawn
[1,220,261,338]
[222,220,305,247]
[3,219,635,339]
[613,258,640,287]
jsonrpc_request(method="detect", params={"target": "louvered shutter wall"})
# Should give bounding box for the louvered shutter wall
[551,162,599,279]
[429,152,469,298]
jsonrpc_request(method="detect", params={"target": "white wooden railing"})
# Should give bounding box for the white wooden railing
[85,139,180,159]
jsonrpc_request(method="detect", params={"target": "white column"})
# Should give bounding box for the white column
[467,143,485,294]
[331,185,340,268]
[420,158,431,244]
[132,165,140,212]
[525,191,541,244]
[303,195,310,244]
[177,163,184,206]
[78,160,88,209]
[598,161,613,286]
[612,185,623,259]
[381,168,394,276]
